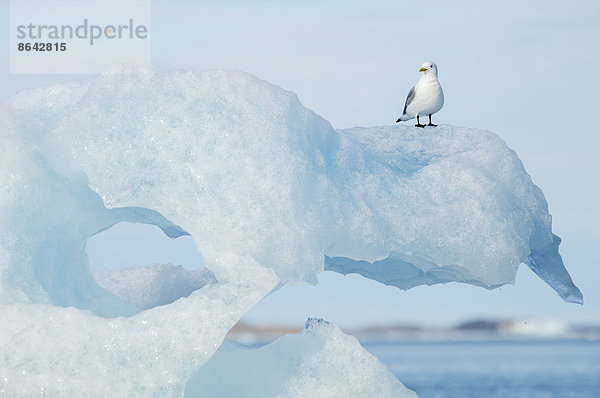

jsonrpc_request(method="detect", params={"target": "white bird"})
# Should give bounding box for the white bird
[396,61,444,128]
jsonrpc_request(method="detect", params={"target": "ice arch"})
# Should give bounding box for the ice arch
[4,67,581,303]
[3,157,192,316]
[0,67,582,396]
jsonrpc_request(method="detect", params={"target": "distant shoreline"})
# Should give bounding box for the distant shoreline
[227,319,600,345]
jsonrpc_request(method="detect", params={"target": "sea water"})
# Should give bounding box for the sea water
[363,339,600,398]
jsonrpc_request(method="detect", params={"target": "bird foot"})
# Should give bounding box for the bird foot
[415,124,426,128]
[427,123,437,127]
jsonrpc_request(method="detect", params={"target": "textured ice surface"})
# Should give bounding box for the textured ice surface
[0,66,581,396]
[185,318,417,398]
[324,126,582,303]
[94,264,216,310]
[0,262,276,397]
[5,66,581,302]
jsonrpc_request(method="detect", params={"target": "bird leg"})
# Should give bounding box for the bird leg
[427,114,437,127]
[415,115,425,128]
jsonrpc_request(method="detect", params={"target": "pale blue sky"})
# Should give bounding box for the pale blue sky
[2,0,599,327]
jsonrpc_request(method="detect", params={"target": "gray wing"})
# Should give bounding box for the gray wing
[402,86,416,115]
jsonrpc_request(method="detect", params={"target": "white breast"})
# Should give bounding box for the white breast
[406,79,444,117]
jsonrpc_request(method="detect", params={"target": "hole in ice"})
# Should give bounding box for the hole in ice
[86,222,215,310]
[87,222,205,272]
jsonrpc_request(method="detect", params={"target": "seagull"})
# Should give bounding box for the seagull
[396,61,444,128]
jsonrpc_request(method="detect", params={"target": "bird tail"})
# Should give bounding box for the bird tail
[396,114,411,123]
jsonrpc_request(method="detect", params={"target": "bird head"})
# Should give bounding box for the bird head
[419,61,438,76]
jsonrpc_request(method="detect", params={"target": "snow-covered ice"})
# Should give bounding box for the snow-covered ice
[93,264,216,310]
[0,66,582,396]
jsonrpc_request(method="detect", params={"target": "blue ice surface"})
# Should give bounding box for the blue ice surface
[524,234,583,303]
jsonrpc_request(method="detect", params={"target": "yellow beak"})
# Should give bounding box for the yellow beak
[419,67,427,72]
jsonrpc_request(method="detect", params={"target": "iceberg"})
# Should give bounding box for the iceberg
[185,318,417,398]
[0,66,581,396]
